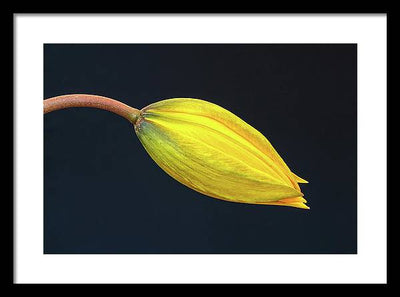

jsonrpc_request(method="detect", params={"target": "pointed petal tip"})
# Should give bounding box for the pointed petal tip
[261,196,309,209]
[284,201,310,209]
[299,204,310,210]
[295,196,309,209]
[293,197,309,209]
[292,172,309,184]
[290,202,310,210]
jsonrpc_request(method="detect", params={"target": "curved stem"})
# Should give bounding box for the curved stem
[44,94,140,124]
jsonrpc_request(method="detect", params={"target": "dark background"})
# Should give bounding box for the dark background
[44,44,357,254]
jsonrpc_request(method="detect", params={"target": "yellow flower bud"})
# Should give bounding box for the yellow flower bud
[134,98,309,209]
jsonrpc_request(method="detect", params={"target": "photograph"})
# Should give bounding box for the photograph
[43,43,357,254]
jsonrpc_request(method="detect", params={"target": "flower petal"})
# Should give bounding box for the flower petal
[136,98,308,208]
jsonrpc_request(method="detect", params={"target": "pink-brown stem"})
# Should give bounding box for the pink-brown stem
[44,94,140,124]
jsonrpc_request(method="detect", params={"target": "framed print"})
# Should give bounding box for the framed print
[14,13,387,284]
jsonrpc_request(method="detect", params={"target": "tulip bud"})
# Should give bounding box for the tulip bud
[134,98,309,209]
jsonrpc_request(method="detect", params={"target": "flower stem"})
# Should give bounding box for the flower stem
[43,94,140,124]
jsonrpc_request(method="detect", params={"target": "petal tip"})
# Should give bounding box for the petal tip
[292,172,309,184]
[261,196,309,209]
